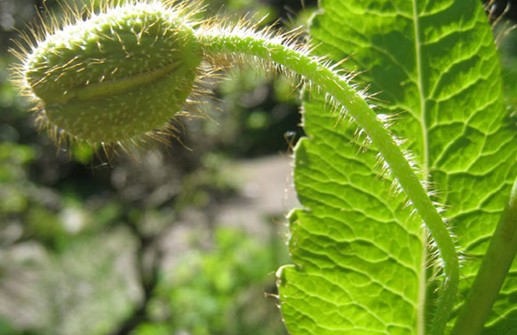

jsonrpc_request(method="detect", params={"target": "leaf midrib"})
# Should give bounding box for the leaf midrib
[411,1,429,335]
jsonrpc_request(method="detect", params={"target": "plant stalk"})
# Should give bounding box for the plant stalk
[196,30,459,335]
[451,177,517,335]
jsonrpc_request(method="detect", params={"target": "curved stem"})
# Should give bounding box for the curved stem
[451,177,517,335]
[196,30,459,334]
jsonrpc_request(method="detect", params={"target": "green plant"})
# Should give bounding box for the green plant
[10,0,517,334]
[135,227,286,335]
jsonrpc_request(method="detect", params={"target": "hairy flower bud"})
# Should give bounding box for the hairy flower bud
[21,2,202,143]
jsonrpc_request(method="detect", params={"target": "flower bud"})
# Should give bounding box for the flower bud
[22,2,201,143]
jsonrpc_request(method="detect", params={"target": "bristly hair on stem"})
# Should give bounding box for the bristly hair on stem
[9,0,358,154]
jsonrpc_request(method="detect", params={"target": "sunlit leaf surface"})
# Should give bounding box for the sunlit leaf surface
[278,0,517,334]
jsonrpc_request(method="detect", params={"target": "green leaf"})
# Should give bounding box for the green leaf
[278,0,517,334]
[279,105,424,334]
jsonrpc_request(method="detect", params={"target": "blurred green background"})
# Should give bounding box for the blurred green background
[0,0,316,334]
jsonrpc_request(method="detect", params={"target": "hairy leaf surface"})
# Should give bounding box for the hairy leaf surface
[278,0,517,334]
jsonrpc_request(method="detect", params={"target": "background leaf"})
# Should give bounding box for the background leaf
[278,0,517,334]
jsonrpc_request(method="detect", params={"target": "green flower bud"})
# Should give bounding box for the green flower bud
[22,2,202,143]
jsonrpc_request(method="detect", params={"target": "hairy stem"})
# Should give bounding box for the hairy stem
[196,30,459,334]
[451,177,517,335]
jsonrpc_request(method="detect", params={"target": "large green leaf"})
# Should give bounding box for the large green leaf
[278,0,517,334]
[279,101,424,334]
